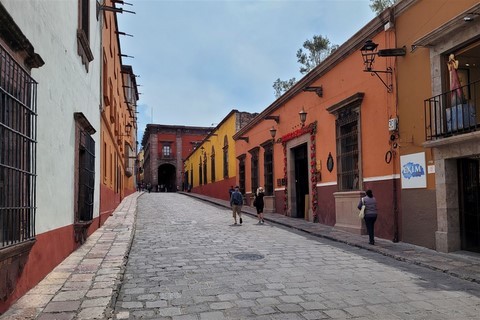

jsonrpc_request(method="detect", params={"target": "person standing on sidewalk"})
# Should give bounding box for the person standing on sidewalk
[230,186,243,225]
[253,186,265,224]
[358,189,378,245]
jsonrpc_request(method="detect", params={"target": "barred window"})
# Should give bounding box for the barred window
[336,110,359,191]
[203,154,207,184]
[199,158,202,185]
[249,148,259,194]
[238,155,246,195]
[0,45,38,248]
[223,135,229,178]
[211,147,215,182]
[78,130,95,221]
[263,143,273,196]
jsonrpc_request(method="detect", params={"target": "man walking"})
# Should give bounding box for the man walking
[229,186,243,225]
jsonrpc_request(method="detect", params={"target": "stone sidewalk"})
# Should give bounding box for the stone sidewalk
[2,191,480,319]
[182,192,480,285]
[0,192,140,320]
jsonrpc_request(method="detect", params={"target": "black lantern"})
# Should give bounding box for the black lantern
[361,40,378,72]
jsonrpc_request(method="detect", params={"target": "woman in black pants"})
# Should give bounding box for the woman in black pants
[358,189,378,245]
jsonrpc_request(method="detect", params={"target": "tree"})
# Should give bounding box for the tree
[273,77,296,98]
[369,0,395,15]
[273,35,337,98]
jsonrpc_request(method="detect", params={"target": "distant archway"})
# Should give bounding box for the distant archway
[158,163,176,192]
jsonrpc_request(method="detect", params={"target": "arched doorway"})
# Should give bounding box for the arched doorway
[158,163,176,192]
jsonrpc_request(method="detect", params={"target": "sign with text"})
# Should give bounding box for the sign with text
[400,152,427,189]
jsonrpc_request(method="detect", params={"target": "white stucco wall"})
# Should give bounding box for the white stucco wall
[2,0,101,233]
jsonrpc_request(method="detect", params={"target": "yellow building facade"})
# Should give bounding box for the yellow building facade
[184,110,256,200]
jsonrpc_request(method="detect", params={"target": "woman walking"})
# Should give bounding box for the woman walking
[253,187,265,224]
[358,189,378,245]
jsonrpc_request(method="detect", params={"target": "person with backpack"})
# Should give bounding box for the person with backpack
[229,186,243,225]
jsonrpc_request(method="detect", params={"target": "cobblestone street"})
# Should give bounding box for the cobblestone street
[113,193,480,320]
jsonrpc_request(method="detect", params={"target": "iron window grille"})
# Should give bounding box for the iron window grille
[238,156,246,195]
[223,136,229,178]
[336,109,359,191]
[210,147,215,182]
[250,148,259,194]
[263,143,274,195]
[203,154,207,184]
[199,160,202,185]
[0,44,38,248]
[78,130,95,222]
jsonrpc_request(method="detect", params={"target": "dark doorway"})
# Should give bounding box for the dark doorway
[158,163,176,192]
[293,143,309,219]
[458,158,480,253]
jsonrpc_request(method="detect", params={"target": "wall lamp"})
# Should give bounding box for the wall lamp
[269,126,277,139]
[361,40,406,93]
[299,108,307,127]
[303,86,323,97]
[265,115,280,123]
[238,136,249,143]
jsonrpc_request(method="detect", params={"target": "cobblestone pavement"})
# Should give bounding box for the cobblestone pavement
[113,193,480,320]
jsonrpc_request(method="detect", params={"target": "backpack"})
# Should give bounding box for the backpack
[232,192,242,205]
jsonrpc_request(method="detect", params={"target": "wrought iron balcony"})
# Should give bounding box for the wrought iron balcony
[424,79,479,140]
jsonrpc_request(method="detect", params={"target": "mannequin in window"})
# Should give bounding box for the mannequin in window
[447,53,465,106]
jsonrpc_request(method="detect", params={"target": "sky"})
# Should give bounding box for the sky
[116,0,376,143]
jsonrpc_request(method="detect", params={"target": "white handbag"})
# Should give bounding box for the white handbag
[358,198,365,219]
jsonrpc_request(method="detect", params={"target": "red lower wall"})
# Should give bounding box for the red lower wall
[364,179,402,242]
[100,184,121,217]
[0,215,103,313]
[316,185,337,226]
[191,177,236,201]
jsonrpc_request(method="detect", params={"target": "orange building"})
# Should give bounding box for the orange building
[100,1,139,220]
[395,0,480,252]
[234,9,401,241]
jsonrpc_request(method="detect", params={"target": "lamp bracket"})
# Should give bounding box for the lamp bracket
[264,115,280,123]
[303,86,323,97]
[364,67,393,93]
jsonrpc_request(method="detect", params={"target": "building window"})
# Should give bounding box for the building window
[238,155,246,195]
[263,143,273,196]
[77,0,94,70]
[203,154,208,185]
[162,144,171,158]
[199,159,203,185]
[250,148,259,194]
[211,147,216,182]
[0,44,38,248]
[78,130,95,221]
[336,109,360,191]
[190,164,193,188]
[223,135,229,178]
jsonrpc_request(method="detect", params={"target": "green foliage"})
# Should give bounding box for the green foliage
[296,35,338,75]
[369,0,395,15]
[273,77,296,98]
[273,34,337,98]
